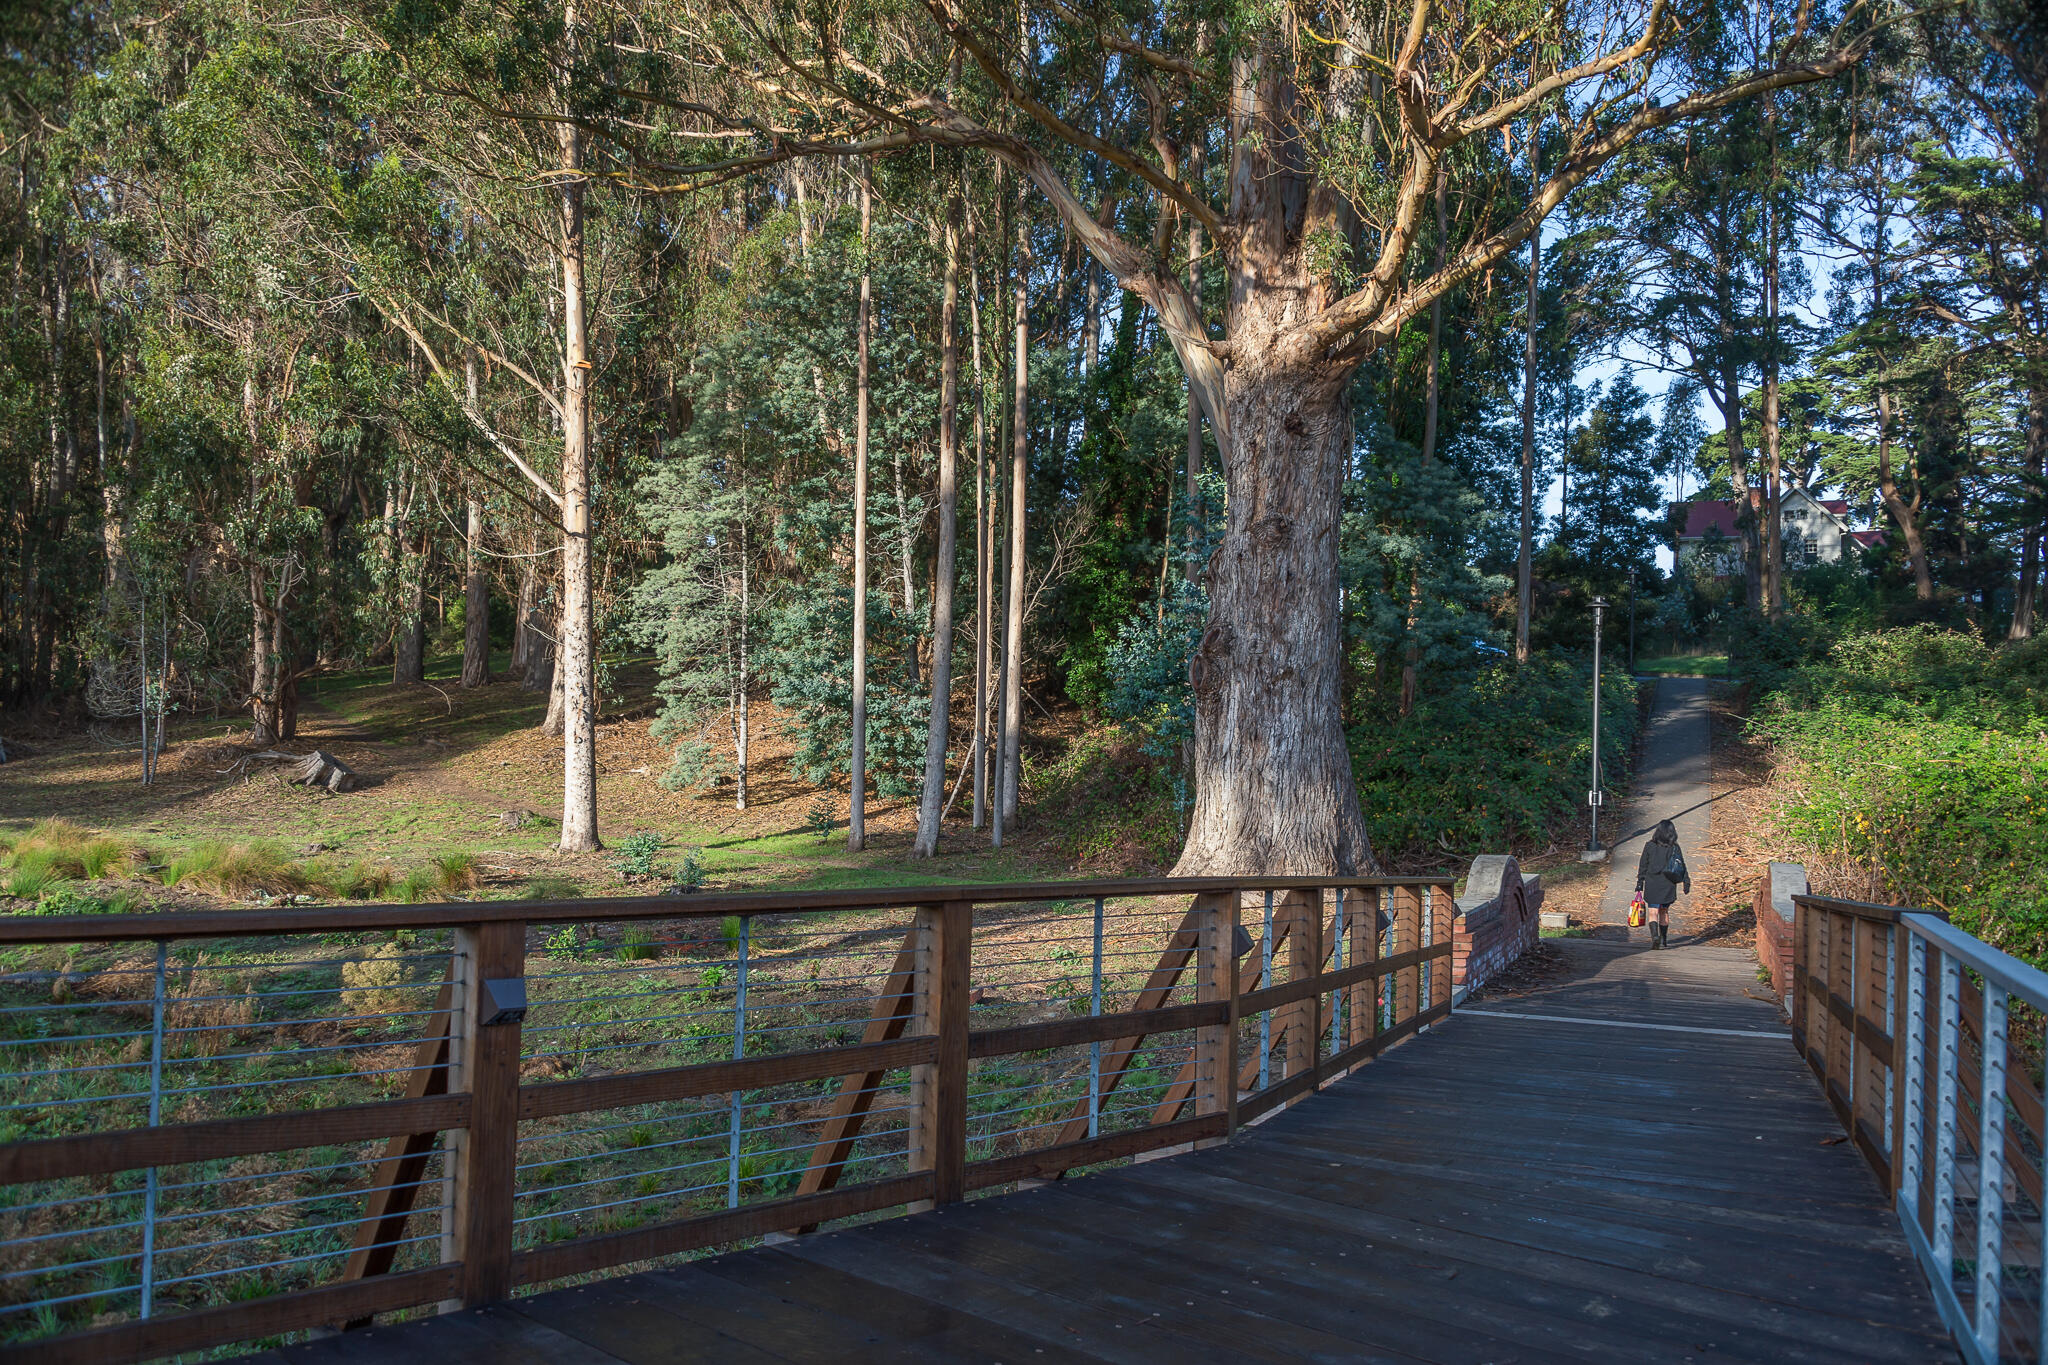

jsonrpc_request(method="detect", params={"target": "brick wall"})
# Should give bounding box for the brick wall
[1754,861,1806,1016]
[1451,855,1544,996]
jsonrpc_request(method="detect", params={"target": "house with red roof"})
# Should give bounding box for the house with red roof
[1673,488,1885,579]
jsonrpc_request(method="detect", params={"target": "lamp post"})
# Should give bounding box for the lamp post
[1583,596,1608,862]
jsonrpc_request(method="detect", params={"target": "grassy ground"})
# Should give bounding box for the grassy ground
[0,650,1072,915]
[1635,653,1732,677]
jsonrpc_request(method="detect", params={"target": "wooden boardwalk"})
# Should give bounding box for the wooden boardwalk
[253,937,1952,1364]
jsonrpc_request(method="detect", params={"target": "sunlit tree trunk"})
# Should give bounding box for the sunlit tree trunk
[998,185,1028,831]
[555,13,600,852]
[914,200,963,858]
[968,215,990,832]
[849,166,873,852]
[1515,122,1540,666]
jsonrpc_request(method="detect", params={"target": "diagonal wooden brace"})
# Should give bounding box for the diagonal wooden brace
[791,927,922,1228]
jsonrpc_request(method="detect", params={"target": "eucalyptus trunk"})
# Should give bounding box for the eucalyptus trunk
[461,496,491,687]
[555,40,600,853]
[849,167,873,853]
[913,202,963,858]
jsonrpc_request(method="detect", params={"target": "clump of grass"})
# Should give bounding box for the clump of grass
[619,924,661,961]
[319,860,395,900]
[521,875,584,901]
[162,841,309,896]
[6,865,59,900]
[433,852,481,893]
[2,819,139,883]
[393,868,438,904]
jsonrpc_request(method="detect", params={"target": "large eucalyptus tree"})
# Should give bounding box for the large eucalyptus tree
[567,0,1884,873]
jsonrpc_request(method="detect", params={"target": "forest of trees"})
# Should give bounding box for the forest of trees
[0,0,2040,873]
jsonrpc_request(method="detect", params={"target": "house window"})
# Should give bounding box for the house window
[1803,536,1818,562]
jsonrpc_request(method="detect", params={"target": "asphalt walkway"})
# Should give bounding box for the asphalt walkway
[1597,676,1715,932]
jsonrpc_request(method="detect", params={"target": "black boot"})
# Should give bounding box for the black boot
[1651,922,1664,949]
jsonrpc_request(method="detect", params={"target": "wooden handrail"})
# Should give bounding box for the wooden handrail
[0,874,1461,1365]
[0,874,1453,943]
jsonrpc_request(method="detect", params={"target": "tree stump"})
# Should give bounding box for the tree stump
[290,750,356,793]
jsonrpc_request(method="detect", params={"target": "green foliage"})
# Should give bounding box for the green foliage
[1754,628,2048,962]
[1034,729,1185,870]
[521,876,585,901]
[26,887,146,916]
[610,832,666,880]
[1349,656,1640,858]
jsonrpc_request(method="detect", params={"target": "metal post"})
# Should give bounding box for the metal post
[1088,897,1104,1140]
[1420,886,1434,1015]
[1974,982,2008,1357]
[1933,952,1960,1282]
[141,940,166,1318]
[1259,891,1274,1092]
[1587,595,1607,856]
[1329,892,1344,1056]
[1900,930,1927,1227]
[727,917,749,1209]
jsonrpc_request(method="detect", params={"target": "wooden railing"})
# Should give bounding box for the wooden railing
[0,875,1454,1365]
[1794,892,2048,1365]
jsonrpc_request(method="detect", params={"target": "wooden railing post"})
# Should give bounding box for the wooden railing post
[1282,889,1319,1083]
[1345,888,1378,1054]
[1428,884,1454,1015]
[1791,898,1812,1066]
[1192,892,1238,1140]
[910,901,971,1208]
[445,921,524,1310]
[1891,920,1913,1204]
[1393,886,1422,1027]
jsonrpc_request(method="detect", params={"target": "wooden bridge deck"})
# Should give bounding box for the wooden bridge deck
[252,936,1951,1364]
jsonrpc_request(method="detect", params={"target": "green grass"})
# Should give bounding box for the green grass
[1635,653,1731,677]
[160,840,309,896]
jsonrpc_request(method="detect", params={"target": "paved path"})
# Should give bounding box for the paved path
[257,941,1949,1364]
[1597,676,1715,931]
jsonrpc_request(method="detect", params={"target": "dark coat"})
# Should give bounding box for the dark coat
[1636,837,1690,907]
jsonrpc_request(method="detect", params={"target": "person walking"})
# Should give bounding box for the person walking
[1634,819,1690,949]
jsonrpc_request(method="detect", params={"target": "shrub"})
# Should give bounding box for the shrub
[610,832,665,880]
[1349,654,1640,861]
[5,865,59,900]
[341,944,415,1017]
[162,841,308,896]
[1034,728,1184,870]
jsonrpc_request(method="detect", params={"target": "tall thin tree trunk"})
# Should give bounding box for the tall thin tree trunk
[849,167,873,852]
[462,497,490,686]
[1515,122,1540,665]
[511,558,538,675]
[914,201,963,858]
[462,353,491,687]
[1403,162,1448,715]
[1184,147,1205,581]
[892,450,919,685]
[394,531,427,686]
[969,215,990,832]
[1762,115,1785,619]
[734,496,751,809]
[2010,386,2044,640]
[999,189,1029,830]
[555,17,600,852]
[250,562,278,746]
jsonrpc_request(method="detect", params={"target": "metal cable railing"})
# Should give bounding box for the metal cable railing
[0,874,1455,1365]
